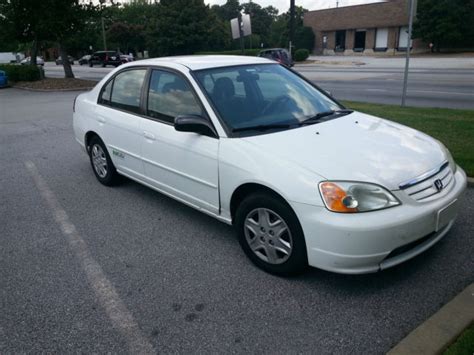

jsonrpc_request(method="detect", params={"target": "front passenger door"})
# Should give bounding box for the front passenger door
[140,69,220,215]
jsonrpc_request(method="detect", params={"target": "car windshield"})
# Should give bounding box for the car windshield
[194,64,342,134]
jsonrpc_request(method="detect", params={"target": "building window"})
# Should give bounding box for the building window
[335,30,346,52]
[375,28,388,51]
[354,29,366,52]
[398,26,412,50]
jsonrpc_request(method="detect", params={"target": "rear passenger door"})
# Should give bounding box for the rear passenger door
[94,68,147,179]
[140,69,220,214]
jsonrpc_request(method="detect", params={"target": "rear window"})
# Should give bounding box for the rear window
[98,69,147,114]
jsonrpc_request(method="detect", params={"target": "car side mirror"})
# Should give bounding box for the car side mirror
[174,115,217,138]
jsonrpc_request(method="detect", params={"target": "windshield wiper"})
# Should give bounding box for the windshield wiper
[232,123,291,133]
[300,109,353,126]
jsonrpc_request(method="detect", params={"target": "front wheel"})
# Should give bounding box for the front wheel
[235,193,308,276]
[88,136,121,186]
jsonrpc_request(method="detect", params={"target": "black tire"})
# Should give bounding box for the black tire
[235,192,308,276]
[101,61,106,68]
[88,136,121,186]
[89,62,93,67]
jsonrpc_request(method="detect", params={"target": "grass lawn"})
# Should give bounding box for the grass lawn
[343,101,474,177]
[444,323,474,355]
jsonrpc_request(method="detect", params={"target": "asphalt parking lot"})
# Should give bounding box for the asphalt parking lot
[1,88,473,353]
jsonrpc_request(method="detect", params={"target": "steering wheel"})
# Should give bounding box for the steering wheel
[261,95,291,116]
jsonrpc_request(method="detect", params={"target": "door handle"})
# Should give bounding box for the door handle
[143,131,156,141]
[97,116,106,124]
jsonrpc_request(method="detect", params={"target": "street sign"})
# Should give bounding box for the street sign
[230,14,252,39]
[242,14,251,37]
[230,18,240,40]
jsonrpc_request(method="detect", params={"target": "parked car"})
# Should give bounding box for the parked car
[89,51,123,67]
[120,54,134,63]
[73,56,466,275]
[258,48,294,67]
[20,56,44,66]
[78,55,91,65]
[55,55,74,65]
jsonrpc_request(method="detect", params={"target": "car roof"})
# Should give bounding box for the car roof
[129,55,272,71]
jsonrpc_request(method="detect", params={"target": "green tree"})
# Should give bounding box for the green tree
[211,0,241,22]
[0,0,48,65]
[414,0,474,51]
[150,0,223,56]
[242,2,279,47]
[107,22,145,54]
[294,26,315,51]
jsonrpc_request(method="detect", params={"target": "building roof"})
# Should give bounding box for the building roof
[304,0,409,31]
[133,55,271,71]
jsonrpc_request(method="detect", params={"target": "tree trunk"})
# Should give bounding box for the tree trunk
[59,42,75,79]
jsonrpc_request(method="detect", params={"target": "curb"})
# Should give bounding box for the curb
[12,85,94,92]
[388,283,474,354]
[468,177,474,188]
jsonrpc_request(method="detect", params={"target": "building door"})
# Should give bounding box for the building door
[354,30,366,52]
[335,30,346,51]
[375,28,388,51]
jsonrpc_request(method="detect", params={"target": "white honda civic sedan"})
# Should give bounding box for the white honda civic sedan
[73,55,467,275]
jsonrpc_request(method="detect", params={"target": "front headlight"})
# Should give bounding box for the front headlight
[319,181,400,213]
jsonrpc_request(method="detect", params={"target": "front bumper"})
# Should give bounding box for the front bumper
[291,167,467,274]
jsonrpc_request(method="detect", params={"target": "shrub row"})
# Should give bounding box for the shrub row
[0,64,42,82]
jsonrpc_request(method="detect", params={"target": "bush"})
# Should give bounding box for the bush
[195,48,264,57]
[0,64,42,82]
[294,49,309,62]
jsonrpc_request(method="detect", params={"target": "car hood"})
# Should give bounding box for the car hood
[241,112,446,190]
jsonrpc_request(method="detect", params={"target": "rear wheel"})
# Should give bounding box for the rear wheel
[89,62,93,67]
[235,193,308,276]
[88,136,121,186]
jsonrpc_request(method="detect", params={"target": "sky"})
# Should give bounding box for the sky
[204,0,385,13]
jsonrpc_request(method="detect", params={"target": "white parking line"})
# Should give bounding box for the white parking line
[24,161,155,354]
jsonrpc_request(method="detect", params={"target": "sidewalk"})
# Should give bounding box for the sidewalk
[305,55,474,69]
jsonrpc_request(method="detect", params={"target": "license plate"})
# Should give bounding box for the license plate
[436,199,458,231]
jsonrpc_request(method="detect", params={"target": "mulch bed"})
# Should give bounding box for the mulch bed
[13,78,96,91]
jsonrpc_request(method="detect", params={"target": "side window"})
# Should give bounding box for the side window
[110,69,147,114]
[147,70,202,123]
[99,79,113,105]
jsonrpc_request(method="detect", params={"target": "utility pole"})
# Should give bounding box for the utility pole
[401,0,416,107]
[101,16,107,51]
[289,0,295,56]
[238,12,244,55]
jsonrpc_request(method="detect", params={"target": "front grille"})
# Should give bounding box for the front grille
[384,231,436,260]
[399,162,454,202]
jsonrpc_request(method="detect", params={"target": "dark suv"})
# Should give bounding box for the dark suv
[89,51,123,67]
[258,48,294,67]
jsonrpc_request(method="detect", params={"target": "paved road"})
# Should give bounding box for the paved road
[1,88,473,353]
[44,59,474,109]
